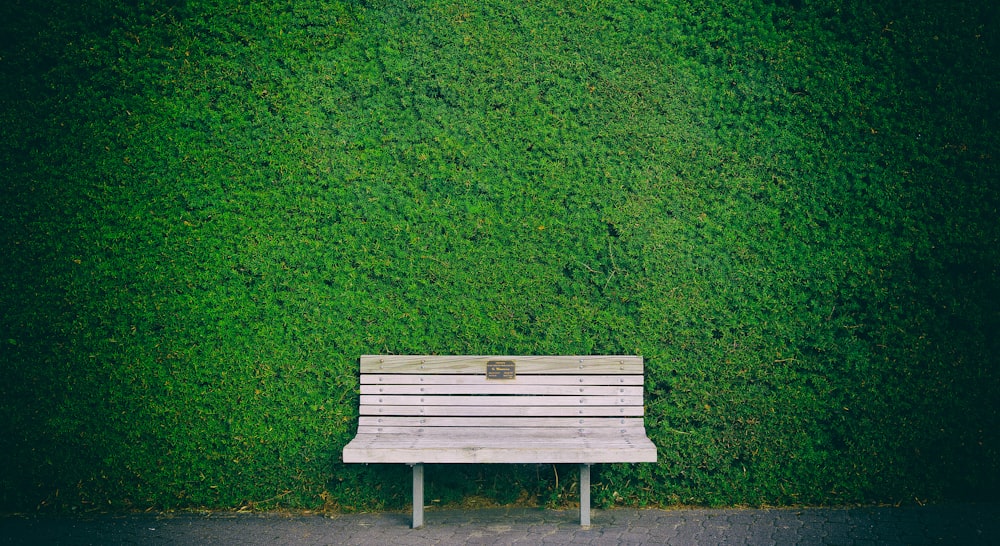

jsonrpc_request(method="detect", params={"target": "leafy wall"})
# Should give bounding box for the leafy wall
[2,0,997,511]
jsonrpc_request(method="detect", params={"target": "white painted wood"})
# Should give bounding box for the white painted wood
[360,384,643,396]
[360,395,644,407]
[360,405,644,417]
[362,374,644,386]
[360,355,643,374]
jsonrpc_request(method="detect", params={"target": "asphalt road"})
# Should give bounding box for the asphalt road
[3,503,998,545]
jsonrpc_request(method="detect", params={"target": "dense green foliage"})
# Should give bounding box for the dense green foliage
[2,0,997,512]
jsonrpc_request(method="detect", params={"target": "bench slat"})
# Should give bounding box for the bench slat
[360,405,644,417]
[359,395,644,407]
[361,355,642,374]
[343,447,656,464]
[348,427,644,440]
[343,429,657,464]
[358,416,647,428]
[357,424,647,433]
[347,433,651,448]
[361,374,644,386]
[360,384,643,396]
[349,428,651,440]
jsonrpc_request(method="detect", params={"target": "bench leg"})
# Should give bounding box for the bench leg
[411,463,424,529]
[580,463,592,527]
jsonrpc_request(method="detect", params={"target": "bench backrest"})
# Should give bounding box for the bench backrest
[357,355,646,434]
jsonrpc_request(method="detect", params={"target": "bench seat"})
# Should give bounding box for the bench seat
[343,427,656,464]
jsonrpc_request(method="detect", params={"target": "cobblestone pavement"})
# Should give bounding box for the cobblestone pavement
[3,504,998,545]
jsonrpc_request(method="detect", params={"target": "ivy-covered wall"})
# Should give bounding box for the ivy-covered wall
[2,0,997,511]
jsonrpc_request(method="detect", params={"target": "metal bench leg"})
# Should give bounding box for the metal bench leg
[580,463,592,527]
[411,463,424,528]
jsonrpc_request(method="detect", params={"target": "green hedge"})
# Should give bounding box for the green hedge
[2,0,997,512]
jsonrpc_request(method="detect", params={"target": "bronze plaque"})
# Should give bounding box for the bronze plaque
[486,360,516,380]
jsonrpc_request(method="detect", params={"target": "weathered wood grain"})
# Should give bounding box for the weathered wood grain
[357,416,647,428]
[360,405,645,417]
[361,374,644,386]
[359,355,643,374]
[360,384,643,396]
[359,394,644,406]
[343,355,657,528]
[346,356,654,453]
[342,429,658,463]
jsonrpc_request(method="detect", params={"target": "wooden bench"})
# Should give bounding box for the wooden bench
[342,355,657,528]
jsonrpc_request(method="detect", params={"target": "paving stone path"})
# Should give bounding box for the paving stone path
[3,503,998,545]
